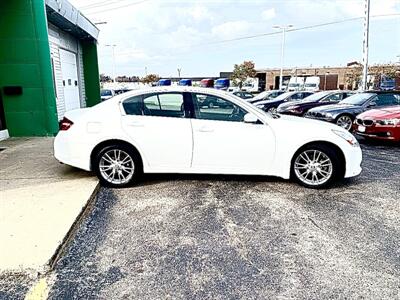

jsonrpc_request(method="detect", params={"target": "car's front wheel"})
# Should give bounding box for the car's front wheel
[291,144,341,189]
[336,114,353,131]
[94,144,141,188]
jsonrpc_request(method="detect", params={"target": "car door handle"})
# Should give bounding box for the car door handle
[198,126,214,132]
[126,121,144,127]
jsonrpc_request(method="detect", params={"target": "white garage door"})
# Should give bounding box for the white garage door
[59,49,80,111]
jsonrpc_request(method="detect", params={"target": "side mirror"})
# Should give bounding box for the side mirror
[244,113,259,124]
[367,101,376,108]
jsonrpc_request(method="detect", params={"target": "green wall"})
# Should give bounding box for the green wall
[0,0,58,136]
[82,40,101,107]
[0,0,100,137]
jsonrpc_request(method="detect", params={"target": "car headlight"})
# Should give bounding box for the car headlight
[378,118,400,126]
[325,113,333,119]
[332,129,359,147]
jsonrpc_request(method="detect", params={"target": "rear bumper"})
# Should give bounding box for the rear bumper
[54,132,91,171]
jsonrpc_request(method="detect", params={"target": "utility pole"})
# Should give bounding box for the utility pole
[145,66,148,76]
[361,0,370,90]
[273,25,293,90]
[105,44,116,83]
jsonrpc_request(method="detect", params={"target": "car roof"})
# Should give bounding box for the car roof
[106,86,239,102]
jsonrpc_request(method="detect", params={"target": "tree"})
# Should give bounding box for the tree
[231,61,257,89]
[99,73,112,83]
[140,74,160,84]
[345,63,400,90]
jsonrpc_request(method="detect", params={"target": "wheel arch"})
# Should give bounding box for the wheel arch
[290,140,346,179]
[90,139,144,172]
[335,112,355,122]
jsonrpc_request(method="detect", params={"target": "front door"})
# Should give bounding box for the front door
[190,93,275,175]
[59,49,80,112]
[121,92,193,170]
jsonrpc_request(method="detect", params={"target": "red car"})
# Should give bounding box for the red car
[354,106,400,142]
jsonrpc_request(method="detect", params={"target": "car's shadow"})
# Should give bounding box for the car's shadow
[138,173,285,187]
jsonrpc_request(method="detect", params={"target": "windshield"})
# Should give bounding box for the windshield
[274,92,294,101]
[302,91,331,101]
[253,91,270,100]
[101,89,112,96]
[340,93,375,105]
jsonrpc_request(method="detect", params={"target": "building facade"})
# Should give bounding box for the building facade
[0,0,101,139]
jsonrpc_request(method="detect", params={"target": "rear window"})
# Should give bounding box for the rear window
[123,95,142,115]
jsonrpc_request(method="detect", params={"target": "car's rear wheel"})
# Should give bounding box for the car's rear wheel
[94,144,141,188]
[336,114,353,131]
[291,144,340,189]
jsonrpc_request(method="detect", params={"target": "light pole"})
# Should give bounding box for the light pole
[105,44,116,83]
[177,67,182,78]
[361,0,370,90]
[273,24,293,90]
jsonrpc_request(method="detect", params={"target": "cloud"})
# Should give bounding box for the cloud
[186,5,213,22]
[211,21,252,39]
[261,8,276,21]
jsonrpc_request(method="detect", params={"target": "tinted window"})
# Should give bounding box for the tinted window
[123,95,142,115]
[375,93,400,106]
[341,93,375,105]
[143,93,185,118]
[101,89,112,96]
[325,93,343,102]
[192,93,247,122]
[289,93,303,100]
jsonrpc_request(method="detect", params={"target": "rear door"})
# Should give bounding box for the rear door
[189,93,275,174]
[121,92,193,170]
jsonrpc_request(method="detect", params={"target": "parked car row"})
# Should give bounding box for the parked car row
[252,90,400,142]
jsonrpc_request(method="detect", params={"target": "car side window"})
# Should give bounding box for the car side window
[192,93,247,122]
[123,95,143,115]
[326,93,342,102]
[290,93,301,100]
[143,93,185,118]
[375,93,399,106]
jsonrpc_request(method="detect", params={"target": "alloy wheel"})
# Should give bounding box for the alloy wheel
[99,149,135,185]
[336,115,353,131]
[294,150,333,186]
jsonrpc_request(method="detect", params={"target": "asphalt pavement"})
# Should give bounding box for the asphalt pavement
[2,141,399,300]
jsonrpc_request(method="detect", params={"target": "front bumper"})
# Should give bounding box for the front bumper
[344,145,362,178]
[353,124,400,141]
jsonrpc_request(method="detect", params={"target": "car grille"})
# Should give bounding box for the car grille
[356,118,374,126]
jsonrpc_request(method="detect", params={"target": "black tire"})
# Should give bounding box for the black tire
[94,144,142,188]
[335,114,354,131]
[291,144,342,189]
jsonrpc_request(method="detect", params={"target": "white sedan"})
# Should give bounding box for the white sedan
[54,86,362,189]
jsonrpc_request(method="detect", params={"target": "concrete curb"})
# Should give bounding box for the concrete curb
[47,183,101,272]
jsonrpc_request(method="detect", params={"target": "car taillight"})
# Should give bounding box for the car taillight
[59,117,73,131]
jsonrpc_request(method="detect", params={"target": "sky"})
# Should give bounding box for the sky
[69,0,400,78]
